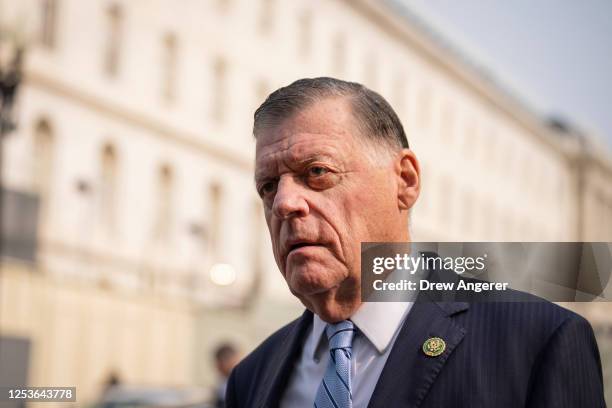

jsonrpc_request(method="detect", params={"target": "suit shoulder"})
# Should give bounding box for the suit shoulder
[459,275,586,327]
[466,296,590,339]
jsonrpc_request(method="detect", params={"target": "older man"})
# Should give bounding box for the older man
[226,78,604,407]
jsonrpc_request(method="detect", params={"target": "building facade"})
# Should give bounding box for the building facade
[1,0,611,404]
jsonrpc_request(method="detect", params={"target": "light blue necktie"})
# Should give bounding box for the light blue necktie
[314,320,356,408]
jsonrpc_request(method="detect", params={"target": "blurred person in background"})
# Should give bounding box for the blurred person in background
[97,371,121,408]
[213,342,240,408]
[225,77,605,407]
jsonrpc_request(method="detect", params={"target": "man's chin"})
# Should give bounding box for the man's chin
[284,263,340,295]
[288,277,339,297]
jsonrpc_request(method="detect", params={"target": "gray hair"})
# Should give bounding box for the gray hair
[253,77,409,152]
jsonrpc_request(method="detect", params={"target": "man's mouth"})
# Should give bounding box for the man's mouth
[286,240,325,256]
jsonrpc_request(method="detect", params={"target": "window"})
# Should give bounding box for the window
[100,143,118,233]
[298,9,312,59]
[503,139,515,176]
[251,200,264,272]
[607,200,612,241]
[32,119,54,223]
[331,33,346,75]
[586,192,599,241]
[104,3,123,77]
[243,198,264,308]
[596,192,608,241]
[461,188,474,236]
[521,155,533,195]
[501,211,513,241]
[258,0,275,35]
[161,32,178,103]
[521,219,532,241]
[416,85,431,130]
[32,119,54,192]
[485,127,497,166]
[481,200,493,239]
[153,164,174,241]
[391,73,407,115]
[364,54,378,90]
[39,0,58,48]
[463,118,477,158]
[438,175,453,228]
[440,101,455,142]
[217,0,231,12]
[208,182,222,256]
[487,203,498,240]
[507,212,518,241]
[211,57,227,123]
[418,162,430,216]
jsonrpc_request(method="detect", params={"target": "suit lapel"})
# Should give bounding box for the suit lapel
[368,260,469,408]
[256,309,313,408]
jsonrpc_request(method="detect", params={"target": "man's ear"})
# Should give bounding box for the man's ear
[395,149,420,210]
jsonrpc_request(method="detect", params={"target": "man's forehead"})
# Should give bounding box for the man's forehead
[255,102,359,160]
[257,130,347,155]
[254,132,347,178]
[258,97,356,141]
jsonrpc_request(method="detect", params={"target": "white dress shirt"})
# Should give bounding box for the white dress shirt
[279,300,413,408]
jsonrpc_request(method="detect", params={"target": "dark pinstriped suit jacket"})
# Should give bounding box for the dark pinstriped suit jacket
[226,266,605,408]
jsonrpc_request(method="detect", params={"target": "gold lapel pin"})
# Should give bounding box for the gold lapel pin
[423,337,446,357]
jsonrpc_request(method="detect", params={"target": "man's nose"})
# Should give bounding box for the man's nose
[272,175,309,219]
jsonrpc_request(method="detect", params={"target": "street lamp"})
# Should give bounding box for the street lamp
[0,20,26,265]
[0,20,26,389]
[0,14,26,268]
[0,28,24,138]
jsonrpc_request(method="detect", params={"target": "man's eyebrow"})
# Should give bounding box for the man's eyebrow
[253,173,268,185]
[254,163,277,185]
[295,152,338,165]
[254,152,340,184]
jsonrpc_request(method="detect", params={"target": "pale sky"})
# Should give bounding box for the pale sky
[401,0,612,150]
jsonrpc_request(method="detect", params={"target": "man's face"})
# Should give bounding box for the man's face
[254,97,418,321]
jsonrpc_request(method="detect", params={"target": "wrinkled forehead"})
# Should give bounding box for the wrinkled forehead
[254,131,356,184]
[255,99,362,166]
[256,132,341,167]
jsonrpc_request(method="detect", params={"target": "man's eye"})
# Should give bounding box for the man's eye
[259,181,276,196]
[308,166,329,177]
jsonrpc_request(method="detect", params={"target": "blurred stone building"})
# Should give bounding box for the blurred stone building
[0,0,611,405]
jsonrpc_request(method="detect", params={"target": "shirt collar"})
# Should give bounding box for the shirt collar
[311,300,412,360]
